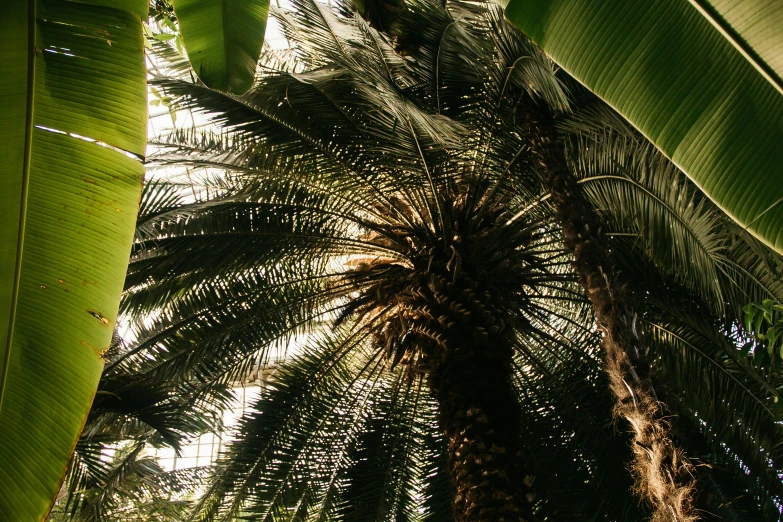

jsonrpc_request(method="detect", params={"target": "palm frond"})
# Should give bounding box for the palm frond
[562,105,783,321]
[61,0,783,519]
[193,326,384,521]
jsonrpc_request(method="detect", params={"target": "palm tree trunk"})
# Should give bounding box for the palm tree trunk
[523,105,698,522]
[423,273,534,522]
[429,339,532,522]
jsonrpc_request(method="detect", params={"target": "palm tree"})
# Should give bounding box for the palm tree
[520,78,698,519]
[58,0,783,520]
[131,8,575,517]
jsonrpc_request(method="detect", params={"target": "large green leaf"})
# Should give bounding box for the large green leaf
[0,0,146,518]
[503,0,783,255]
[172,0,270,94]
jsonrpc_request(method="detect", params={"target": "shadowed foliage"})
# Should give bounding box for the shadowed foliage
[51,0,783,520]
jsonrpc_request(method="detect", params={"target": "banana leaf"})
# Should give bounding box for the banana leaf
[172,0,270,94]
[503,0,783,254]
[0,0,146,518]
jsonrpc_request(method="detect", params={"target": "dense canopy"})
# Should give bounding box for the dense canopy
[42,0,783,521]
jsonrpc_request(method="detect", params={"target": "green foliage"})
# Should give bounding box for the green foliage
[744,299,783,370]
[0,0,146,519]
[503,0,783,256]
[122,0,647,517]
[54,0,783,519]
[171,0,270,94]
[48,440,209,522]
[564,108,783,517]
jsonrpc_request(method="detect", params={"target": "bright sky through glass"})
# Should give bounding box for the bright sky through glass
[137,7,298,472]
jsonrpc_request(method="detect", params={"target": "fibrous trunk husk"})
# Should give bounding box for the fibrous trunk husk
[424,273,534,522]
[525,105,698,522]
[430,338,533,522]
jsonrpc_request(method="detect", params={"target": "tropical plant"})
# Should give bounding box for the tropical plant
[171,0,271,94]
[743,300,783,365]
[560,106,783,520]
[59,0,783,520]
[48,440,209,522]
[528,109,699,519]
[502,0,783,256]
[169,0,783,253]
[0,0,147,519]
[125,7,583,516]
[45,321,232,521]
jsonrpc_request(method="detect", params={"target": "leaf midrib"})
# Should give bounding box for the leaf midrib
[688,0,783,96]
[221,0,229,86]
[0,0,36,413]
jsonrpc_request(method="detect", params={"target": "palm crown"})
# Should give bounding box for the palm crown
[53,0,783,520]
